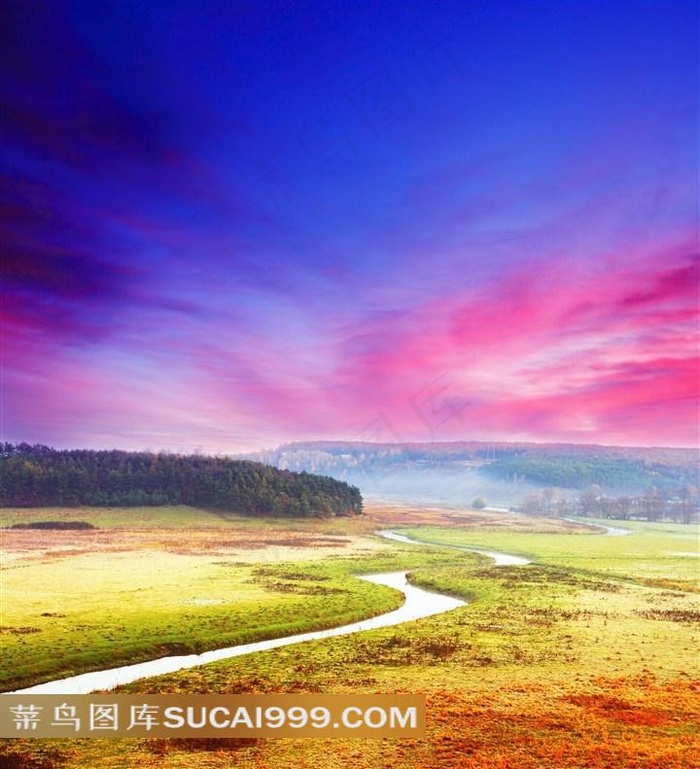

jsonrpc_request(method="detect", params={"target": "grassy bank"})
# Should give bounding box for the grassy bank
[0,506,464,691]
[396,521,700,591]
[1,506,698,768]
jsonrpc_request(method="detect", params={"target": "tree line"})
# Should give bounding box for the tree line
[520,484,698,523]
[0,444,364,517]
[480,453,696,492]
[251,441,697,495]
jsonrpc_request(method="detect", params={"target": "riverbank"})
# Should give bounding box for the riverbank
[9,571,467,694]
[2,506,697,769]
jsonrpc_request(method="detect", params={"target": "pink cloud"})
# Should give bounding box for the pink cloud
[315,237,698,446]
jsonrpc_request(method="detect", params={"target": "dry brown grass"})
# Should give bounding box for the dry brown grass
[1,526,370,565]
[365,502,591,533]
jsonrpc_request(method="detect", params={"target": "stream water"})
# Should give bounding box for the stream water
[8,571,466,695]
[376,529,531,565]
[562,518,630,536]
[8,533,528,695]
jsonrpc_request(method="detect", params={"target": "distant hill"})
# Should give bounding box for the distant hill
[244,440,698,507]
[0,444,363,517]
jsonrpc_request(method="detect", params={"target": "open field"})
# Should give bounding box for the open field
[1,506,470,692]
[1,504,699,768]
[396,519,700,591]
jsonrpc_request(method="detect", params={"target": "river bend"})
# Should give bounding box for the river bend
[8,535,527,695]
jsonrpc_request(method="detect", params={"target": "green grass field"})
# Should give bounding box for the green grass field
[0,506,467,691]
[1,505,698,768]
[396,520,700,590]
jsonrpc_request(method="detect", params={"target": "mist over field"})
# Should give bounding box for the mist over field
[1,0,698,764]
[248,440,699,513]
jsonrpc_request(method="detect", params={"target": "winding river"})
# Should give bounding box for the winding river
[8,531,527,695]
[562,518,630,536]
[377,529,531,565]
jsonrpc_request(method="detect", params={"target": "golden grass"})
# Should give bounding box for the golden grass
[1,504,698,768]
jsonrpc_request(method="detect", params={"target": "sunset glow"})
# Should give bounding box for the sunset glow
[2,1,698,451]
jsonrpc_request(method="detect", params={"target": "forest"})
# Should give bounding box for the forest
[478,452,696,491]
[0,443,363,517]
[251,440,698,495]
[520,485,698,523]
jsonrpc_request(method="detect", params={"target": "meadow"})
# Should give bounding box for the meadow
[1,504,698,768]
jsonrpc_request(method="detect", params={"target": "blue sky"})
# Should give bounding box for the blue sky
[2,0,698,451]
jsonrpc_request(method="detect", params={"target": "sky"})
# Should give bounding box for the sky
[2,0,698,453]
